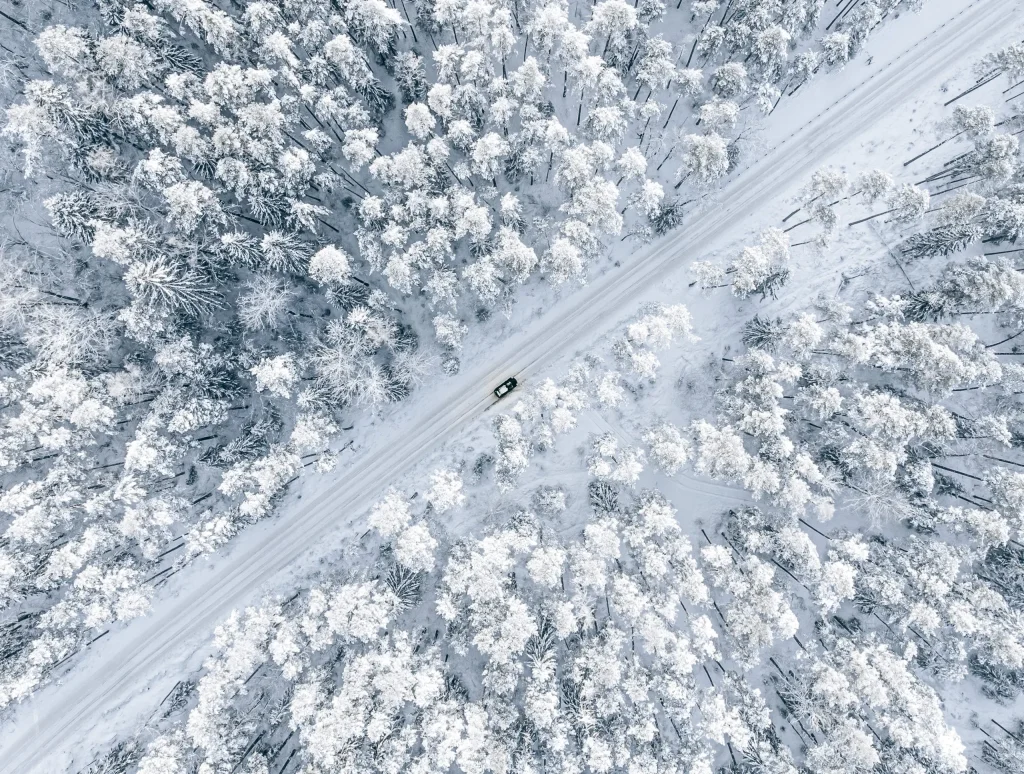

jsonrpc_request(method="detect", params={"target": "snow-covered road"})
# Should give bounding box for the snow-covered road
[2,0,1019,770]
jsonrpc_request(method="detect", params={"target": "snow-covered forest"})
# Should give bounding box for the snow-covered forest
[1,0,1024,772]
[0,0,919,709]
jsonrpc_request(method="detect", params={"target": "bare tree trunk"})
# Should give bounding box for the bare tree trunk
[847,207,895,226]
[944,70,1003,107]
[662,97,680,129]
[902,128,968,167]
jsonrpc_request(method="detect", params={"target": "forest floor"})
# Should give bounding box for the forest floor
[2,0,1021,770]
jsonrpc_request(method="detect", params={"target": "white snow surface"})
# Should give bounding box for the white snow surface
[1,0,1021,770]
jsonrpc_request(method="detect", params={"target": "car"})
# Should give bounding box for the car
[493,376,518,399]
